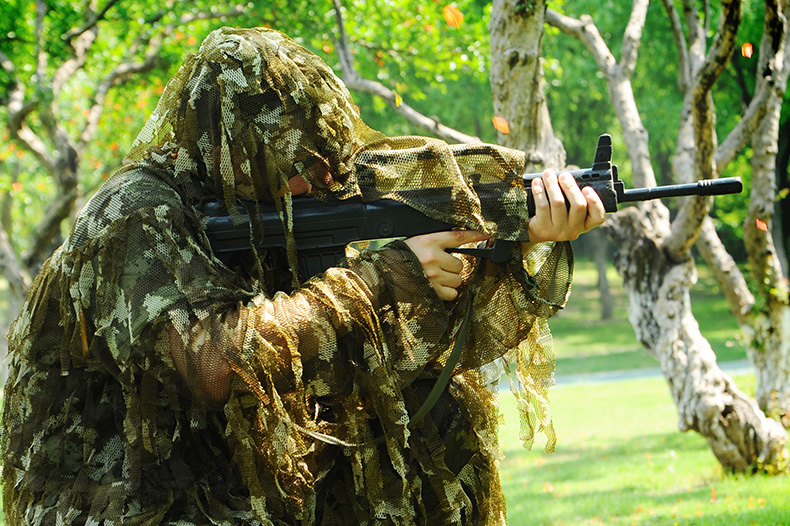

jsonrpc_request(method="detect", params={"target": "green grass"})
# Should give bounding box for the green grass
[497,261,783,525]
[549,259,747,376]
[498,375,790,525]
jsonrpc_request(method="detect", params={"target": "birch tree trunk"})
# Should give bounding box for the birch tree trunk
[545,0,789,471]
[746,116,790,426]
[672,0,790,428]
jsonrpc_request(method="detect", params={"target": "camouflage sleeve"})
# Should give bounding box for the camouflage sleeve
[104,201,449,407]
[224,239,450,399]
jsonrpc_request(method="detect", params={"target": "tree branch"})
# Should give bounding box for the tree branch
[63,0,122,42]
[79,6,246,149]
[546,1,648,79]
[619,0,650,78]
[659,0,691,92]
[682,0,708,74]
[718,0,790,170]
[0,225,31,302]
[34,0,46,87]
[696,217,755,326]
[2,50,56,174]
[21,188,78,269]
[715,81,771,168]
[666,0,743,260]
[330,0,479,144]
[545,9,617,76]
[694,0,742,95]
[0,163,31,304]
[547,3,657,190]
[52,3,100,96]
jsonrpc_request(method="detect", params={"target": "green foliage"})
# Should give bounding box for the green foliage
[542,1,623,164]
[2,2,788,520]
[0,145,58,249]
[324,0,496,140]
[542,0,784,260]
[714,150,754,262]
[0,1,257,254]
[1,0,785,282]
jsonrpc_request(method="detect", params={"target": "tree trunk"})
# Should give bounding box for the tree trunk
[586,229,614,320]
[744,74,790,427]
[489,0,565,167]
[775,118,790,275]
[607,208,788,471]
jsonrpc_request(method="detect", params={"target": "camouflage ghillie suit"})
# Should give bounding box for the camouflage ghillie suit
[2,28,573,525]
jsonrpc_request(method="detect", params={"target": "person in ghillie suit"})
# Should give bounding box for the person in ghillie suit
[2,27,604,525]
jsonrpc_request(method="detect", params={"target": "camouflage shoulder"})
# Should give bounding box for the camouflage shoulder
[67,167,184,251]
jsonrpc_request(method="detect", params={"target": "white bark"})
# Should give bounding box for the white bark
[608,209,788,470]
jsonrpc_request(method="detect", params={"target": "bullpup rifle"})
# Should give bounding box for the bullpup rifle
[201,134,742,280]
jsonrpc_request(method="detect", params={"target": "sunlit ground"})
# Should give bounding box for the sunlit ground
[499,375,789,526]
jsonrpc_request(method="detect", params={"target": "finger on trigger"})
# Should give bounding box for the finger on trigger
[543,172,565,211]
[446,229,489,248]
[583,186,606,226]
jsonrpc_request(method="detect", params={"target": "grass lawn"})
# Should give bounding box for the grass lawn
[498,375,789,525]
[497,258,785,525]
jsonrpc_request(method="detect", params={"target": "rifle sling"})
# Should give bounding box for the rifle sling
[408,290,475,430]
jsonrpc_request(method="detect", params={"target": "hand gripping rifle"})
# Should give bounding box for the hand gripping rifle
[201,134,742,280]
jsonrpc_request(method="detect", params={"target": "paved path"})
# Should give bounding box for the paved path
[498,359,754,390]
[552,359,753,387]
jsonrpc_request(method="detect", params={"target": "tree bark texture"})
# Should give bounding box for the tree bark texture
[743,34,790,424]
[608,209,788,471]
[489,0,565,168]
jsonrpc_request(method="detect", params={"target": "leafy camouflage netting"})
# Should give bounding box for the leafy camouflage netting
[2,27,572,525]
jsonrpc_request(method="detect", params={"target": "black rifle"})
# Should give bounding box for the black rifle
[201,134,742,280]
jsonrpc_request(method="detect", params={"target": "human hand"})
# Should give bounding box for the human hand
[405,230,490,301]
[525,169,606,247]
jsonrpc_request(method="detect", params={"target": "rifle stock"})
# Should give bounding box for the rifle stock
[201,134,742,280]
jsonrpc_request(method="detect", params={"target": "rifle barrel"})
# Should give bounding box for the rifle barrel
[619,176,742,203]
